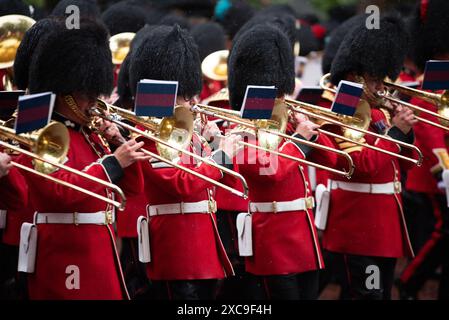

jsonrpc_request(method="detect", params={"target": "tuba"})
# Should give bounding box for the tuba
[201,50,229,82]
[109,32,135,65]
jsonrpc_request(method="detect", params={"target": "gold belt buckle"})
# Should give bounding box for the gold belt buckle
[305,197,314,209]
[105,210,113,224]
[394,181,402,194]
[272,201,278,214]
[208,199,217,213]
[73,212,79,226]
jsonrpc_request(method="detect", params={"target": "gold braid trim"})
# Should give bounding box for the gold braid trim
[64,95,91,124]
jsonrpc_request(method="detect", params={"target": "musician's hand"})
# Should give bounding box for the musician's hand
[113,139,151,169]
[219,134,242,159]
[202,121,221,142]
[392,105,417,135]
[96,118,126,146]
[294,113,319,140]
[0,152,12,178]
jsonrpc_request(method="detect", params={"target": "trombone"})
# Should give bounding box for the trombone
[313,73,423,166]
[90,100,250,199]
[192,102,355,179]
[0,122,127,210]
[380,80,449,129]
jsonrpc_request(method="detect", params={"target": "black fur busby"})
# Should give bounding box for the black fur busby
[128,24,202,99]
[233,9,296,51]
[157,0,216,19]
[322,14,367,74]
[14,18,63,91]
[101,1,148,35]
[190,22,226,61]
[296,23,319,57]
[330,14,409,85]
[0,0,30,16]
[117,24,156,106]
[228,24,295,111]
[220,0,254,41]
[410,0,449,71]
[28,19,113,96]
[51,0,100,18]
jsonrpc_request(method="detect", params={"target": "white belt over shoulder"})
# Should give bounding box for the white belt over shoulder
[249,196,315,213]
[34,210,115,225]
[148,199,217,217]
[330,180,402,194]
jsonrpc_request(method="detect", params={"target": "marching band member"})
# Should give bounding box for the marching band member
[128,24,241,300]
[6,19,147,300]
[321,14,417,300]
[227,23,331,300]
[398,0,449,299]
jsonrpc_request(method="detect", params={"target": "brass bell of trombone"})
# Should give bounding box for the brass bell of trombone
[0,120,69,174]
[0,14,36,69]
[109,32,135,65]
[201,50,228,82]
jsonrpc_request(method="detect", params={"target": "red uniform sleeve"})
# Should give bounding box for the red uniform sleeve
[140,137,224,197]
[0,166,28,210]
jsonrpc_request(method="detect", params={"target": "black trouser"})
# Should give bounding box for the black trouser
[246,271,319,300]
[0,241,26,299]
[400,192,449,299]
[215,209,253,300]
[119,237,152,299]
[318,250,348,299]
[151,279,218,300]
[338,253,396,300]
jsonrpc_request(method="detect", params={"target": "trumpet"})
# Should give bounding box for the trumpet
[316,73,423,166]
[0,122,127,210]
[91,100,250,199]
[192,101,355,179]
[379,80,449,129]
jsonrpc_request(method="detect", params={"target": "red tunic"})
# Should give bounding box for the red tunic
[237,137,324,275]
[14,127,143,299]
[405,94,448,194]
[322,109,414,258]
[141,135,233,280]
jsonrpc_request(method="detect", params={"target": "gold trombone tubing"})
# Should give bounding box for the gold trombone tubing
[90,107,249,199]
[285,98,423,166]
[192,104,355,179]
[0,140,126,210]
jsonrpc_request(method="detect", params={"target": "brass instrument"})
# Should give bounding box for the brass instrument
[192,101,355,179]
[201,50,228,82]
[0,15,36,90]
[109,32,135,65]
[381,79,449,128]
[91,100,250,199]
[312,73,423,166]
[0,120,69,174]
[0,122,126,210]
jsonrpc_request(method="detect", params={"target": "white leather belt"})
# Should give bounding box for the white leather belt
[148,200,217,217]
[34,211,115,225]
[330,180,401,194]
[249,197,315,214]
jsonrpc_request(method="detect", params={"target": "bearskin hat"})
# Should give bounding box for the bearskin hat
[101,1,148,36]
[220,0,254,41]
[228,24,295,111]
[296,23,319,56]
[51,0,100,18]
[233,9,296,51]
[321,14,367,74]
[128,24,202,99]
[157,0,216,19]
[0,0,30,16]
[190,22,226,61]
[14,17,63,91]
[410,0,449,71]
[330,14,409,85]
[28,19,113,96]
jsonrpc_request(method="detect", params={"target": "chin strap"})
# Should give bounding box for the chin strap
[64,95,91,124]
